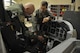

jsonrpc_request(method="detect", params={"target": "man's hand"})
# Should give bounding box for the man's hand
[42,17,50,23]
[6,22,11,26]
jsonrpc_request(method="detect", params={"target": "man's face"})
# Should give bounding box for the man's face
[24,6,35,16]
[41,6,47,12]
[28,7,35,15]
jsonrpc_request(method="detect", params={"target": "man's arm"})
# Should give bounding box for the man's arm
[42,10,55,23]
[48,10,55,20]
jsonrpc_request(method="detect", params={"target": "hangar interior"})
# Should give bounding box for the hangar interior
[0,0,80,53]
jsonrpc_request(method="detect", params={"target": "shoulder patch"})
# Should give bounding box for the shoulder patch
[11,11,18,18]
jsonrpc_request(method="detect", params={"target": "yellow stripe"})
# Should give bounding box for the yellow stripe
[10,25,14,31]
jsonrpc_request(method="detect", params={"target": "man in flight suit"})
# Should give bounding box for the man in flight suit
[34,1,55,32]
